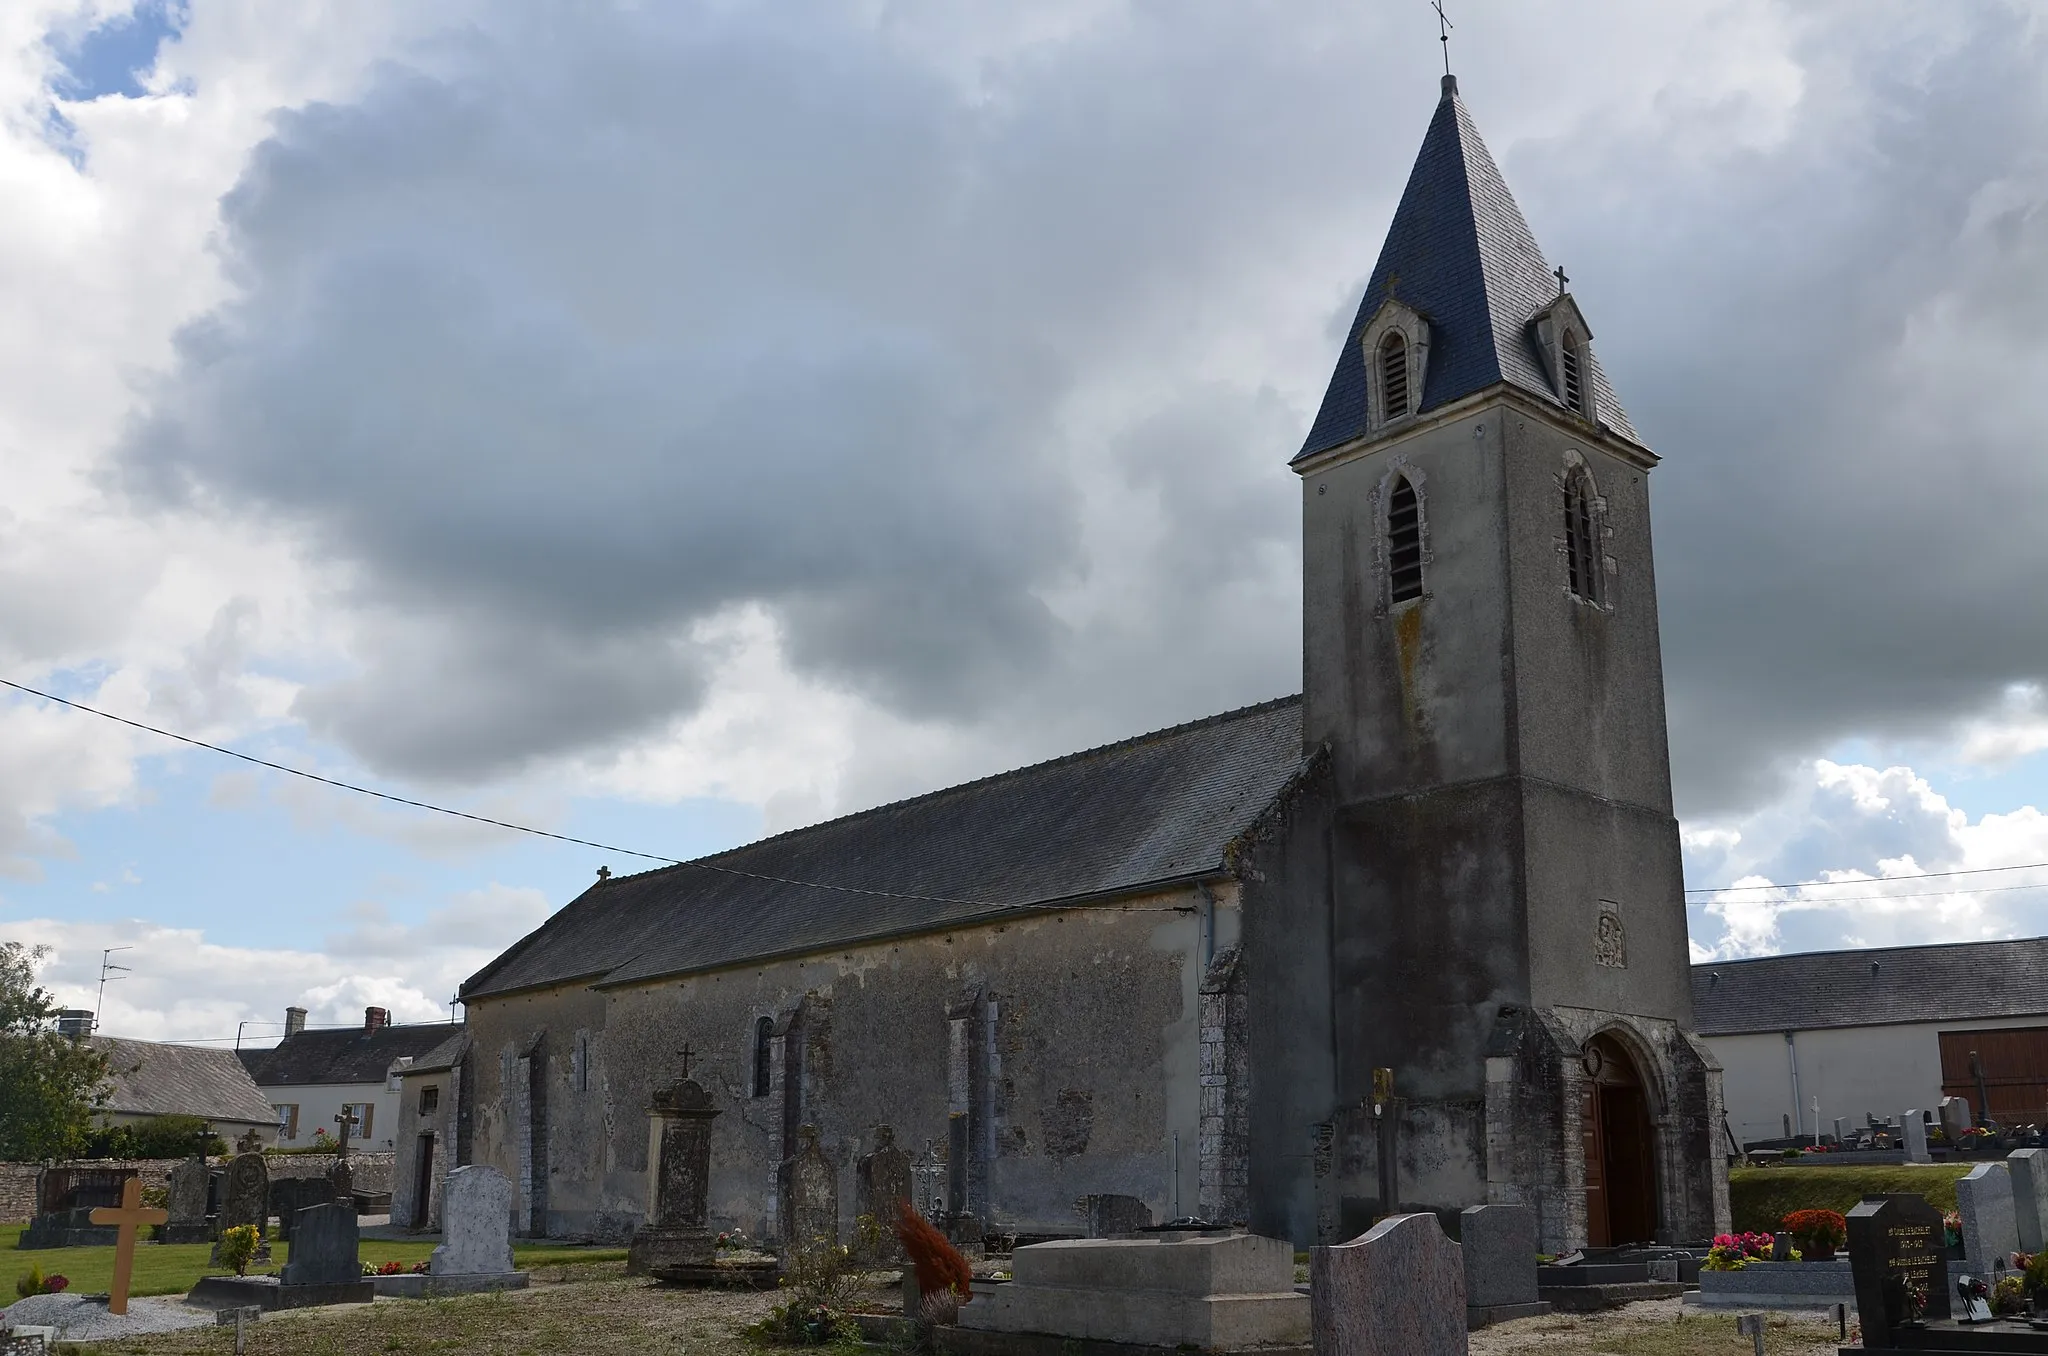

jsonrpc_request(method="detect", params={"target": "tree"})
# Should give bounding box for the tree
[0,941,110,1161]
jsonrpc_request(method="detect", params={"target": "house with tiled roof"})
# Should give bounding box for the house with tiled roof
[1693,938,2048,1148]
[457,75,1726,1253]
[238,1006,462,1152]
[91,1036,278,1144]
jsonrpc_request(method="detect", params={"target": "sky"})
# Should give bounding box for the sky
[6,0,2048,1043]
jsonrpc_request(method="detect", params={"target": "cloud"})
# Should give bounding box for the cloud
[1686,756,2048,958]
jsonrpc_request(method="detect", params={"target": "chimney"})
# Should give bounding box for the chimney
[56,1010,94,1039]
[365,1006,389,1032]
[284,1006,307,1037]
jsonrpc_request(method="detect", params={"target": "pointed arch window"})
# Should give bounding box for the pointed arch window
[751,1016,774,1098]
[1564,470,1600,603]
[1379,332,1411,421]
[1388,474,1423,602]
[1559,329,1586,415]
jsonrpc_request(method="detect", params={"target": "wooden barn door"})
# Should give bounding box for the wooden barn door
[1940,1028,2048,1126]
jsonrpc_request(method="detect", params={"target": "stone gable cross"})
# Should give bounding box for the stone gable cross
[678,1043,696,1079]
[88,1178,167,1315]
[1554,265,1569,295]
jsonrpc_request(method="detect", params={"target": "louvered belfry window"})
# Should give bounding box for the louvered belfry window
[1388,475,1423,602]
[1379,332,1410,421]
[1559,330,1585,413]
[1565,473,1599,602]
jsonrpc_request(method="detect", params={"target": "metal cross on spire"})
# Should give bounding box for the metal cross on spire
[1430,0,1453,77]
[1554,264,1570,296]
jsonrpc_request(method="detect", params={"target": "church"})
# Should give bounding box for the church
[455,75,1731,1253]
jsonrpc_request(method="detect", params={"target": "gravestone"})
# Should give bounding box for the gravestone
[1459,1204,1548,1328]
[270,1175,336,1240]
[1903,1110,1930,1164]
[327,1157,354,1205]
[432,1166,516,1276]
[1941,1097,1974,1141]
[1081,1193,1154,1238]
[1956,1162,2021,1277]
[165,1156,213,1244]
[1833,1117,1851,1146]
[1848,1195,1951,1346]
[210,1153,271,1265]
[2011,1148,2048,1254]
[1311,1213,1467,1356]
[628,1076,742,1283]
[280,1203,361,1287]
[779,1124,839,1254]
[856,1127,915,1262]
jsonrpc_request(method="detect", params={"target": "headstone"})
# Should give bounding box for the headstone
[1459,1205,1548,1328]
[216,1153,270,1236]
[279,1202,361,1287]
[165,1156,213,1243]
[856,1126,916,1261]
[1847,1195,1951,1345]
[270,1175,336,1240]
[627,1077,720,1279]
[1941,1097,1973,1142]
[327,1157,354,1204]
[1081,1193,1154,1238]
[431,1166,516,1276]
[1311,1213,1467,1356]
[1956,1162,2021,1277]
[2011,1148,2048,1254]
[1902,1111,1930,1164]
[1772,1232,1793,1262]
[1833,1117,1851,1146]
[780,1123,839,1254]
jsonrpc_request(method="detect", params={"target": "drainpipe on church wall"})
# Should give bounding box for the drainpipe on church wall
[1784,1031,1802,1144]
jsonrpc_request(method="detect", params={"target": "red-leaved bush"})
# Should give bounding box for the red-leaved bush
[896,1199,972,1301]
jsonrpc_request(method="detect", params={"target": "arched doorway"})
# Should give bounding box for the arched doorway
[1580,1033,1658,1246]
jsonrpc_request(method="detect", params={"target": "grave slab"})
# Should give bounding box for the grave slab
[1311,1214,1466,1356]
[959,1230,1308,1352]
[187,1276,374,1312]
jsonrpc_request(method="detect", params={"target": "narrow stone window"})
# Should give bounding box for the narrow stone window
[1564,471,1600,602]
[419,1085,440,1115]
[1379,332,1410,421]
[1559,329,1585,414]
[751,1016,774,1098]
[1387,475,1423,603]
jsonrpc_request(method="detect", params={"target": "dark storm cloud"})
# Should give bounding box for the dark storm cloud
[117,1,2048,812]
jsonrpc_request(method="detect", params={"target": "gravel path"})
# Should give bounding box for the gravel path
[3,1292,216,1340]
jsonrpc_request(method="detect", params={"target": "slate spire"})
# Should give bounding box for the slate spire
[1295,75,1635,461]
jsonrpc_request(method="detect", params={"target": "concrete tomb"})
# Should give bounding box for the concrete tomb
[164,1156,213,1244]
[856,1127,915,1262]
[19,1167,132,1249]
[1458,1205,1548,1329]
[2011,1148,2048,1255]
[626,1076,774,1286]
[1312,1214,1466,1356]
[1082,1194,1155,1239]
[955,1228,1309,1353]
[1956,1163,2021,1279]
[190,1202,373,1312]
[780,1124,839,1254]
[373,1165,527,1298]
[1902,1111,1931,1165]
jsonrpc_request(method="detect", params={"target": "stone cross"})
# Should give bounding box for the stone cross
[678,1043,695,1079]
[88,1177,168,1316]
[334,1107,357,1157]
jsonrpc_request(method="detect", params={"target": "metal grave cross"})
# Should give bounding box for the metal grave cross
[88,1177,168,1315]
[1554,264,1570,295]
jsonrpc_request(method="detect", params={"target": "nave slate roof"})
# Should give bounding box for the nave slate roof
[462,696,1310,1000]
[1296,76,1635,461]
[1691,936,2048,1036]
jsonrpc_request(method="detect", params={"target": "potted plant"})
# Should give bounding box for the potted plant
[1782,1209,1848,1261]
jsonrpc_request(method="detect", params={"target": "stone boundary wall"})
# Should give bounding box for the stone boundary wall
[0,1152,396,1222]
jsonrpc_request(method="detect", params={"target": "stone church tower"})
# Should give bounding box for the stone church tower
[1285,75,1728,1248]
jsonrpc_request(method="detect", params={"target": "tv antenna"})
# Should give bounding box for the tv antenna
[95,946,132,1033]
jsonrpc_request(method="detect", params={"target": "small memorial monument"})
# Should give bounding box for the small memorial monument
[210,1152,271,1265]
[1941,1097,1974,1143]
[1312,1214,1466,1356]
[627,1068,776,1286]
[1903,1110,1931,1164]
[165,1155,214,1244]
[856,1127,915,1262]
[1848,1195,1951,1345]
[1459,1205,1549,1329]
[780,1124,839,1255]
[1956,1163,2021,1279]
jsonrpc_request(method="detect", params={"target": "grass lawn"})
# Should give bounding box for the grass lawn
[1728,1162,1971,1232]
[1,1222,625,1300]
[1469,1298,1841,1355]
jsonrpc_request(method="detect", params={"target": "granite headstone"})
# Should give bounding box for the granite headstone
[2011,1148,2048,1254]
[279,1203,360,1287]
[1311,1212,1467,1356]
[431,1166,516,1276]
[1847,1194,1951,1347]
[1902,1111,1930,1164]
[1941,1097,1974,1142]
[1956,1162,2021,1278]
[1459,1204,1547,1328]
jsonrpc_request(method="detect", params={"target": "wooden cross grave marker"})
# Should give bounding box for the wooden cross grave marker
[88,1177,168,1316]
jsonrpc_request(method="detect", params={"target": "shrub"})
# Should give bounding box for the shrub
[1781,1209,1847,1254]
[896,1200,972,1304]
[2028,1249,2048,1297]
[83,1114,228,1160]
[217,1224,261,1276]
[1995,1275,2029,1316]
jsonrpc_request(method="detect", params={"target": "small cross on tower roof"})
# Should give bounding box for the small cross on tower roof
[1554,264,1570,295]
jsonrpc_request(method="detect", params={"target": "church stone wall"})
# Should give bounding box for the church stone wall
[462,889,1219,1241]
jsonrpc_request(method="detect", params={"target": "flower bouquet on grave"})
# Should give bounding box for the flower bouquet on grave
[1945,1210,1965,1251]
[1994,1275,2029,1317]
[2026,1251,2048,1319]
[1782,1209,1848,1261]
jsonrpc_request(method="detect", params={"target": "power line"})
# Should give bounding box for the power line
[0,676,996,909]
[1693,879,2048,906]
[1689,860,2048,894]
